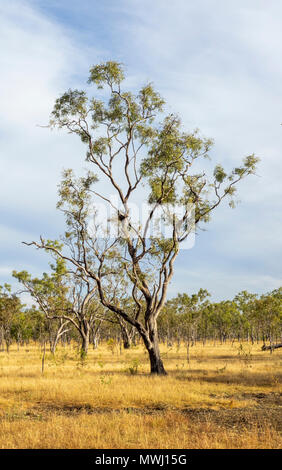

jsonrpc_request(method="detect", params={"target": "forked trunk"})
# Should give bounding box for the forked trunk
[50,322,70,354]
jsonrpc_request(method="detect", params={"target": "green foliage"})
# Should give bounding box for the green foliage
[13,258,71,319]
[214,165,227,183]
[126,358,141,375]
[51,89,87,123]
[0,285,24,348]
[76,348,88,368]
[99,374,113,386]
[88,61,125,88]
[158,286,282,348]
[49,60,259,235]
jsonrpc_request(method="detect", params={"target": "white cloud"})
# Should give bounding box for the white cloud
[0,1,101,215]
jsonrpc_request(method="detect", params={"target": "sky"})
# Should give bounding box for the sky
[1,0,281,303]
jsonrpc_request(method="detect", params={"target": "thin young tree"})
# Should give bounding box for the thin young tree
[13,258,104,356]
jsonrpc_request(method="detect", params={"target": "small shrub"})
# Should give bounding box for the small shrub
[126,358,141,375]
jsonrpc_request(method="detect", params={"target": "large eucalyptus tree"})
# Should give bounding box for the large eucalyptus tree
[25,61,259,374]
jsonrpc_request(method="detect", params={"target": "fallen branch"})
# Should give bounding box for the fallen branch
[261,343,282,351]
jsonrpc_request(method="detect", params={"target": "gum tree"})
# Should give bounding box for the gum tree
[234,291,258,343]
[25,61,259,375]
[0,284,23,353]
[170,289,210,361]
[256,288,282,350]
[13,258,104,356]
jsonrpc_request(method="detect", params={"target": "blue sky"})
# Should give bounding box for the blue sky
[1,0,281,303]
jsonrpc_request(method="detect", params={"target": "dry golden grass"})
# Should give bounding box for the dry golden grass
[0,340,281,449]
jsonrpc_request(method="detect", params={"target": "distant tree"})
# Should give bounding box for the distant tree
[10,310,33,349]
[13,258,104,356]
[0,284,23,352]
[234,291,258,343]
[158,300,180,347]
[209,300,240,343]
[166,289,210,359]
[255,288,282,351]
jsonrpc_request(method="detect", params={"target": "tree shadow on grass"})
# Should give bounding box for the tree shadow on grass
[174,369,282,387]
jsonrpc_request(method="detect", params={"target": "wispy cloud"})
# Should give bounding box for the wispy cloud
[0,0,100,288]
[1,0,281,300]
[111,0,282,299]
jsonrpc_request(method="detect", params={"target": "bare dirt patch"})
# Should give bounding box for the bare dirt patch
[22,396,281,434]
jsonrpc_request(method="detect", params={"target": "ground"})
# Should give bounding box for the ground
[0,340,281,448]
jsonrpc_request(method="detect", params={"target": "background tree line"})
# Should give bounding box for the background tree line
[1,281,281,356]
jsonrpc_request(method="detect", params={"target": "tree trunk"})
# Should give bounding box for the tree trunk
[119,319,133,349]
[78,320,90,358]
[0,326,4,351]
[81,333,89,356]
[92,333,99,349]
[121,326,131,349]
[186,339,190,364]
[41,341,46,374]
[141,320,167,375]
[148,345,167,374]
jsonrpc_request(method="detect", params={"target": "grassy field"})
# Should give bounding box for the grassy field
[0,340,281,449]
